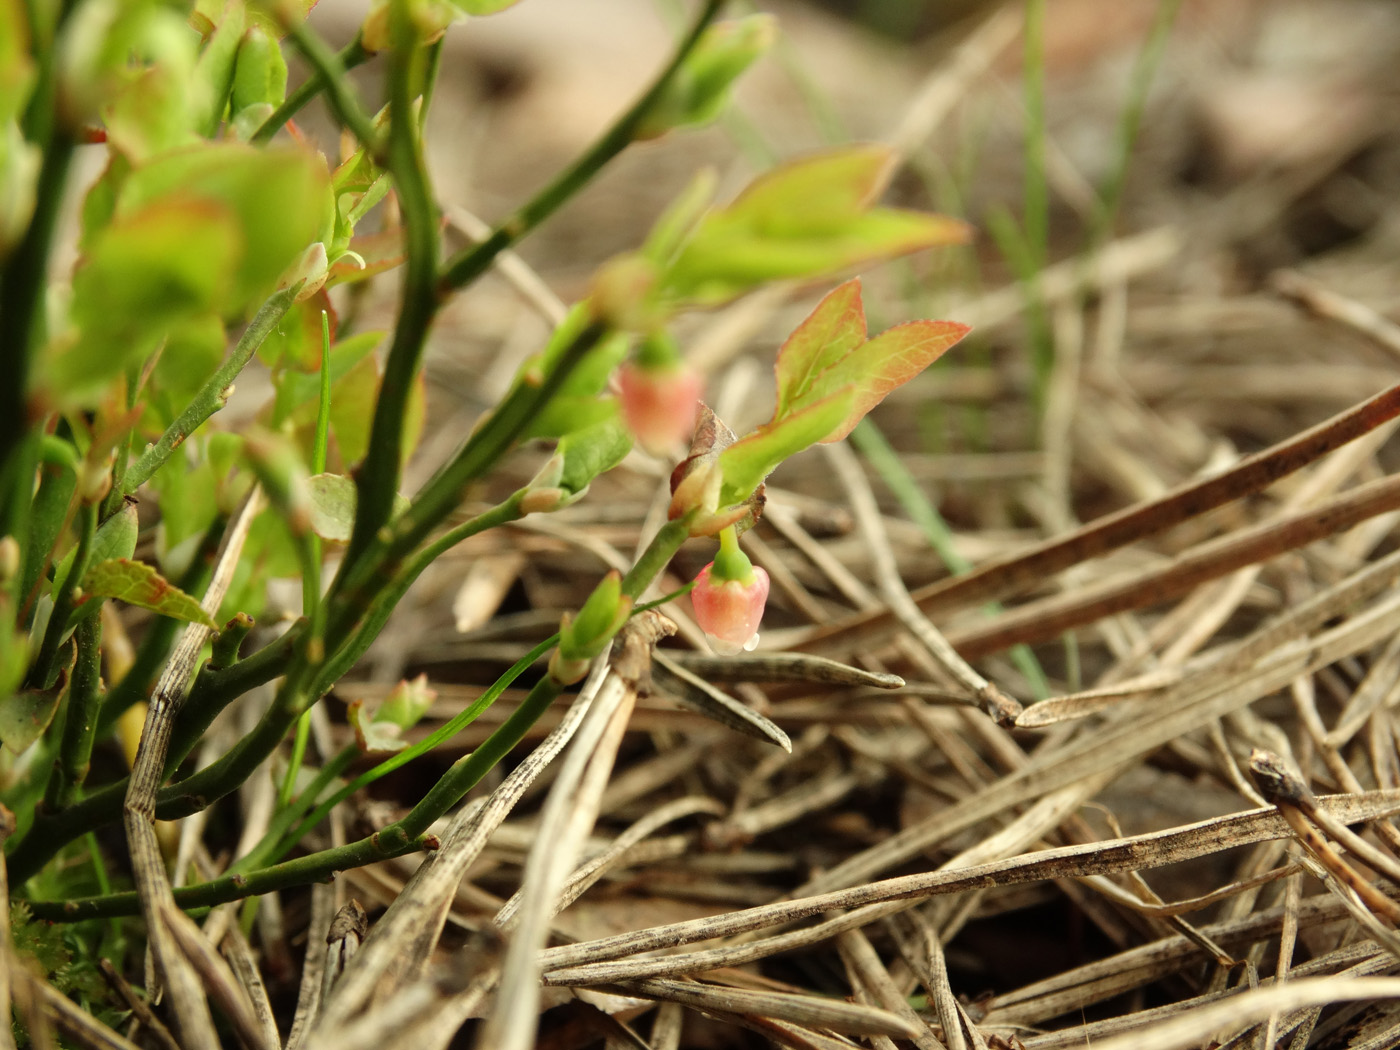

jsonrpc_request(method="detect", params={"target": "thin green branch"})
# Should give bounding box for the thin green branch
[437,0,725,293]
[252,36,371,145]
[283,23,379,151]
[46,615,103,810]
[329,320,609,624]
[341,0,442,570]
[119,288,299,496]
[26,499,96,690]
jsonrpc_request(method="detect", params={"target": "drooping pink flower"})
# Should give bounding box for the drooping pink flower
[617,361,702,456]
[691,561,770,654]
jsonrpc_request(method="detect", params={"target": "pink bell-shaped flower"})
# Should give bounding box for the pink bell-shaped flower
[617,359,702,457]
[690,528,770,654]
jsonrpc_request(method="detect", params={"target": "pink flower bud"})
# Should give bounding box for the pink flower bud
[618,361,702,457]
[690,561,770,654]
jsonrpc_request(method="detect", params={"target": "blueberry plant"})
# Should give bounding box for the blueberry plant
[1,0,969,955]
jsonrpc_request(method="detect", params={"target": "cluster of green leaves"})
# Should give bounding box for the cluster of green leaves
[0,0,969,946]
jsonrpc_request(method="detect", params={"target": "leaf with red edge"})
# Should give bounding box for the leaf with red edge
[771,279,970,444]
[774,279,866,421]
[83,559,217,628]
[807,318,971,444]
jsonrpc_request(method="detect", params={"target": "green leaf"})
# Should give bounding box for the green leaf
[307,473,409,542]
[117,142,334,311]
[804,318,970,443]
[521,306,630,440]
[0,683,63,754]
[717,390,853,506]
[774,280,970,443]
[556,415,633,495]
[326,226,405,287]
[636,15,775,140]
[44,198,243,403]
[190,0,245,137]
[662,145,970,306]
[719,145,896,234]
[773,279,865,421]
[82,558,218,628]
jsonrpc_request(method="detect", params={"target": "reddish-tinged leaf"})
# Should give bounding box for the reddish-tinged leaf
[774,280,866,421]
[810,318,971,443]
[327,227,406,287]
[83,559,217,628]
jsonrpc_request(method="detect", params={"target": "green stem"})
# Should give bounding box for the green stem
[252,36,370,146]
[26,499,96,690]
[283,24,379,150]
[278,631,556,863]
[0,137,72,543]
[622,516,693,600]
[341,0,442,571]
[3,621,303,882]
[29,828,432,921]
[311,494,528,697]
[119,288,299,495]
[23,529,699,915]
[46,615,103,809]
[328,321,608,629]
[436,0,725,294]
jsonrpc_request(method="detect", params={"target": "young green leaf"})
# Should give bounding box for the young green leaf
[773,279,865,421]
[0,682,64,754]
[661,145,971,306]
[116,142,334,311]
[42,198,242,403]
[715,390,853,509]
[307,472,410,542]
[774,280,969,442]
[80,559,218,628]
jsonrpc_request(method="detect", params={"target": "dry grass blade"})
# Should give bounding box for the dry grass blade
[662,650,903,688]
[1271,269,1400,359]
[121,488,262,1049]
[827,441,1020,723]
[284,883,337,1050]
[650,652,792,750]
[837,925,945,1049]
[948,470,1400,658]
[801,563,1400,896]
[541,790,1400,982]
[480,656,637,1050]
[315,670,610,1025]
[598,977,921,1039]
[796,381,1400,654]
[1061,976,1400,1050]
